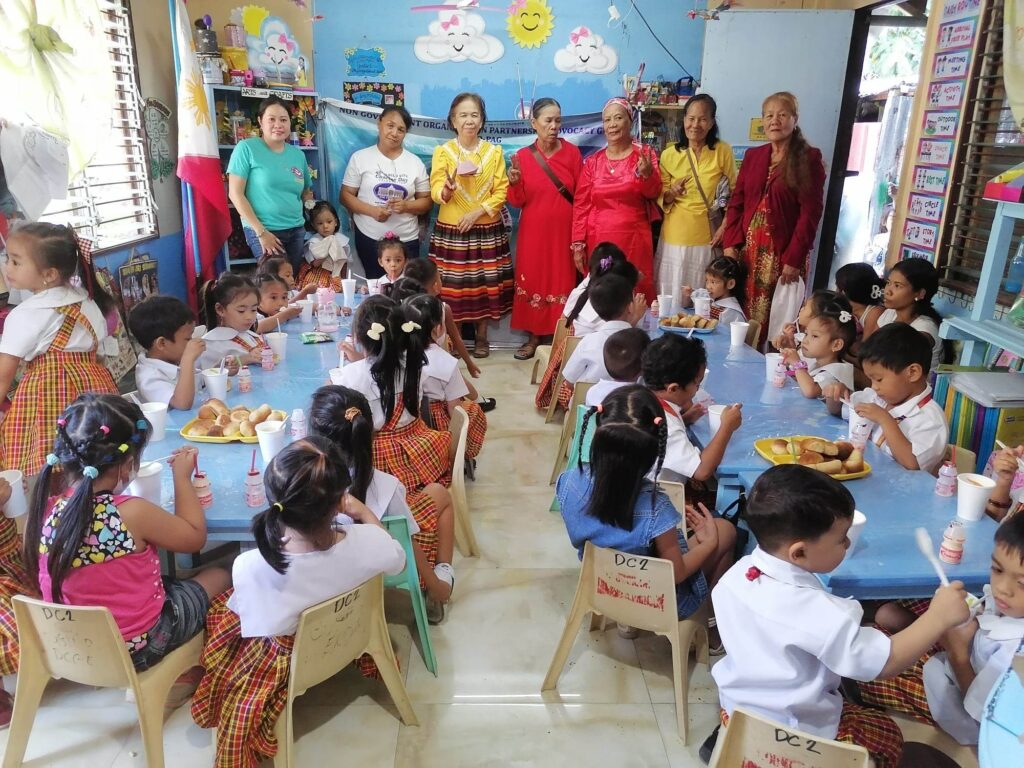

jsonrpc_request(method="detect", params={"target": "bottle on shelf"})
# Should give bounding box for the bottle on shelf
[1005,239,1024,294]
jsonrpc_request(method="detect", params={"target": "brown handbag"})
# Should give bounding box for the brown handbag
[685,148,724,256]
[528,145,573,205]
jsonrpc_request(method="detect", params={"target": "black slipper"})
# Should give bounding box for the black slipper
[478,397,496,412]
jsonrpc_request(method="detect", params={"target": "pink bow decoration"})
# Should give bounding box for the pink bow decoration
[275,33,295,53]
[441,15,460,30]
[570,27,590,44]
[507,0,525,12]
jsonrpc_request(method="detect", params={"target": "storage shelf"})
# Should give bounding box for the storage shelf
[941,316,1024,360]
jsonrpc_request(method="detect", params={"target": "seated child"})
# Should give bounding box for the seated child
[642,334,742,483]
[556,385,735,633]
[259,257,316,301]
[680,256,748,327]
[843,323,947,474]
[128,295,206,410]
[298,201,350,292]
[771,289,837,352]
[376,232,408,293]
[877,257,948,374]
[254,272,301,334]
[781,294,856,399]
[711,464,971,767]
[198,273,264,373]
[562,275,648,386]
[24,394,231,670]
[586,327,651,407]
[986,444,1024,522]
[835,262,885,346]
[0,473,32,726]
[857,513,1024,745]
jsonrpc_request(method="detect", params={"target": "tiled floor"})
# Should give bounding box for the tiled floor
[0,355,719,767]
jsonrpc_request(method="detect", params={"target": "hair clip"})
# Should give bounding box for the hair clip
[383,230,397,239]
[117,444,129,453]
[401,320,421,333]
[595,404,603,413]
[870,284,883,300]
[99,425,110,435]
[599,256,612,271]
[366,322,386,341]
[273,502,284,513]
[82,466,99,479]
[56,418,66,427]
[653,416,663,425]
[45,453,60,467]
[343,407,361,422]
[136,419,149,430]
[838,310,852,324]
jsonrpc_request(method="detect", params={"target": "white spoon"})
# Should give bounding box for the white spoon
[914,527,949,586]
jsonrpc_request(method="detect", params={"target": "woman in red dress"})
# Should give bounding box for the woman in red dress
[571,98,662,302]
[507,98,582,360]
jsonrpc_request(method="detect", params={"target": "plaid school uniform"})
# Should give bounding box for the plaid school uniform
[428,398,487,460]
[0,303,117,476]
[372,395,450,493]
[408,489,440,586]
[0,516,33,676]
[859,657,934,725]
[296,263,342,292]
[534,329,575,411]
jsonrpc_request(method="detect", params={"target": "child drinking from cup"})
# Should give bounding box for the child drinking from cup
[254,272,301,334]
[198,273,265,372]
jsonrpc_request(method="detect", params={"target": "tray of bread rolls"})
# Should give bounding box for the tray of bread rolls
[659,313,718,334]
[754,436,871,481]
[180,399,288,444]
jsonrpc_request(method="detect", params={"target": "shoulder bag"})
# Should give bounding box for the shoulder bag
[685,148,724,257]
[528,144,573,205]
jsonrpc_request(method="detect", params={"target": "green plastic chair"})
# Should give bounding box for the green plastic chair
[550,404,594,513]
[381,515,437,676]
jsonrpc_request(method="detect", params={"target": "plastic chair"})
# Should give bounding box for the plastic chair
[381,515,437,676]
[708,707,870,768]
[549,381,595,484]
[531,319,570,385]
[542,541,710,743]
[4,596,204,768]
[545,335,582,423]
[744,320,761,349]
[945,444,978,475]
[448,406,479,558]
[271,574,417,766]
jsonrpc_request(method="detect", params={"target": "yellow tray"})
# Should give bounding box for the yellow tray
[179,418,259,444]
[658,318,718,334]
[753,435,871,481]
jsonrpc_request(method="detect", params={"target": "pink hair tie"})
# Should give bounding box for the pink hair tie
[653,416,663,425]
[99,425,110,435]
[383,231,397,239]
[595,404,603,413]
[56,418,67,427]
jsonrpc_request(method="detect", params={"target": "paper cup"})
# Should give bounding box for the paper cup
[0,469,26,518]
[847,510,867,553]
[341,278,357,307]
[140,402,168,442]
[730,322,749,346]
[202,368,228,401]
[266,331,288,362]
[657,294,675,318]
[764,352,782,382]
[127,461,163,506]
[328,367,345,385]
[693,296,711,319]
[297,299,315,323]
[256,421,288,464]
[957,473,996,522]
[708,404,725,438]
[366,278,380,295]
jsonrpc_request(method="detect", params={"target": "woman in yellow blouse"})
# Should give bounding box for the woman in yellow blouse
[655,94,736,307]
[429,92,511,358]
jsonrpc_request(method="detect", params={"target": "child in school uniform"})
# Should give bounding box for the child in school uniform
[308,385,456,623]
[127,295,206,410]
[877,258,948,373]
[781,294,857,399]
[642,334,742,484]
[771,289,838,353]
[258,257,316,301]
[197,273,265,373]
[253,272,301,334]
[298,201,349,292]
[710,464,972,767]
[0,223,120,476]
[562,274,648,386]
[680,256,748,327]
[585,328,651,407]
[986,444,1024,522]
[835,262,885,347]
[0,473,32,727]
[376,233,408,293]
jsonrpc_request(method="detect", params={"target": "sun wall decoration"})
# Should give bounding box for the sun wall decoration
[505,0,554,49]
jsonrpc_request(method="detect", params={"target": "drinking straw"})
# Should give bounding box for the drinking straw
[250,448,257,473]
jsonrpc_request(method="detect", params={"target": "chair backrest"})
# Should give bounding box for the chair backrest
[448,405,470,507]
[945,444,977,475]
[560,336,582,376]
[583,541,679,637]
[12,596,136,689]
[569,404,594,467]
[744,320,761,349]
[288,574,383,698]
[551,317,570,352]
[709,707,870,768]
[660,480,686,515]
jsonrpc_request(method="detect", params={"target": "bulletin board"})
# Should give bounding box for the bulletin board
[889,0,988,267]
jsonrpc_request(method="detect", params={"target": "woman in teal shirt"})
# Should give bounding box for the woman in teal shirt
[227,96,313,270]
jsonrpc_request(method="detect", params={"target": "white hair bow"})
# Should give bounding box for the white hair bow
[838,310,852,324]
[401,321,422,333]
[366,322,386,341]
[870,284,883,299]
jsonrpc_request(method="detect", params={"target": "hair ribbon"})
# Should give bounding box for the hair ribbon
[45,453,60,467]
[401,320,421,333]
[82,466,99,479]
[366,322,386,341]
[383,231,397,239]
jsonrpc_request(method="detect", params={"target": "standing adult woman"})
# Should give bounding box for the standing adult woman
[655,94,736,305]
[571,98,662,301]
[227,96,314,272]
[722,91,826,346]
[341,106,433,278]
[428,92,512,359]
[507,97,583,361]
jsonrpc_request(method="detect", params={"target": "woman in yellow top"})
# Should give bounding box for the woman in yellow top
[429,92,512,358]
[655,94,736,308]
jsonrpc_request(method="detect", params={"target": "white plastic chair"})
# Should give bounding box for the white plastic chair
[549,381,595,484]
[531,319,570,385]
[448,406,479,557]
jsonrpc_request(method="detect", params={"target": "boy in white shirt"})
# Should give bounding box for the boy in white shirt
[710,464,971,767]
[562,274,647,386]
[127,295,205,410]
[585,328,650,407]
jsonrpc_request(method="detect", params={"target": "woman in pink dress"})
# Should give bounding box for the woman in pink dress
[507,98,583,360]
[571,98,662,302]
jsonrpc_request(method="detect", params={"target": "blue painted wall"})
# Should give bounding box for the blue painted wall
[96,232,187,302]
[311,0,704,118]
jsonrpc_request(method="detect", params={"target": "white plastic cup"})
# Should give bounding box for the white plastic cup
[366,278,380,295]
[297,299,315,323]
[957,473,996,522]
[140,402,168,442]
[127,461,163,506]
[693,295,711,319]
[341,278,357,307]
[328,367,345,385]
[0,469,26,518]
[265,331,288,363]
[846,510,867,554]
[730,321,749,346]
[202,368,228,401]
[708,404,725,438]
[256,421,288,464]
[764,352,782,382]
[657,294,674,318]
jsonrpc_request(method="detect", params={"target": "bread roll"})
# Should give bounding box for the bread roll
[802,438,838,457]
[770,439,790,456]
[197,398,229,420]
[248,404,272,424]
[239,420,256,437]
[834,441,854,461]
[268,410,288,422]
[207,424,224,437]
[187,419,214,437]
[230,408,250,423]
[223,422,241,438]
[215,414,232,428]
[798,451,824,466]
[842,449,864,474]
[814,459,844,475]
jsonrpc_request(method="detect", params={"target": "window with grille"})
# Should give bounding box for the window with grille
[39,0,158,252]
[941,0,1024,304]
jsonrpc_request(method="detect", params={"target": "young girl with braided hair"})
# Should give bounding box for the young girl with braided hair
[23,394,230,670]
[555,385,734,629]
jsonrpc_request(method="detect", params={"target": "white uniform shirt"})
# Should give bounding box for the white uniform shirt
[422,344,469,402]
[229,523,405,638]
[712,296,746,327]
[135,354,182,406]
[811,361,855,391]
[585,378,634,407]
[198,327,264,371]
[304,233,350,278]
[564,276,603,337]
[711,548,892,738]
[0,287,114,361]
[876,309,943,373]
[562,320,634,385]
[334,357,416,430]
[849,384,947,474]
[654,398,702,481]
[335,469,420,535]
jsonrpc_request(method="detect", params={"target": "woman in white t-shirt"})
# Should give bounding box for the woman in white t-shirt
[341,106,431,279]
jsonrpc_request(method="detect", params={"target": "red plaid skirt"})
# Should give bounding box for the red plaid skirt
[409,489,440,588]
[428,399,486,460]
[860,657,935,726]
[0,516,32,676]
[1,305,117,476]
[373,397,450,492]
[296,263,342,292]
[534,330,574,411]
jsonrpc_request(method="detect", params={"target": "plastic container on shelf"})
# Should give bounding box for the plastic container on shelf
[1005,240,1024,293]
[1006,292,1024,329]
